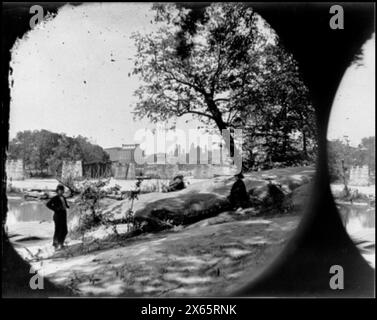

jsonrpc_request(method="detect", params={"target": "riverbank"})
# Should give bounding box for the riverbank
[331,183,375,198]
[337,202,375,268]
[7,166,315,296]
[331,183,375,268]
[7,177,206,193]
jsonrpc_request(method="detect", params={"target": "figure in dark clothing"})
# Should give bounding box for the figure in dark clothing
[228,173,250,209]
[163,174,185,192]
[265,182,285,211]
[46,184,69,250]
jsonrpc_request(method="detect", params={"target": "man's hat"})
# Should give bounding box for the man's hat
[56,184,65,192]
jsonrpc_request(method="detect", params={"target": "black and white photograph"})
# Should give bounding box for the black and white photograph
[327,35,375,268]
[1,2,375,304]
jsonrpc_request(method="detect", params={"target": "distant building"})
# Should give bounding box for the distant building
[104,144,143,179]
[349,165,370,186]
[105,144,141,164]
[6,159,24,180]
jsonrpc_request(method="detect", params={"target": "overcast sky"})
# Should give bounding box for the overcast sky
[9,2,205,152]
[327,33,375,146]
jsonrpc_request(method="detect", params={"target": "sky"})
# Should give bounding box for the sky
[9,2,207,153]
[9,3,374,152]
[327,33,375,146]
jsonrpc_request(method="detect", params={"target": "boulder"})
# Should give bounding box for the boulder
[283,181,313,214]
[70,166,315,234]
[134,192,231,231]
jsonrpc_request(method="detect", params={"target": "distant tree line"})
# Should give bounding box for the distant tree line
[8,130,109,177]
[327,136,375,183]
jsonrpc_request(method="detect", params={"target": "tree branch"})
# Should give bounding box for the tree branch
[177,109,215,120]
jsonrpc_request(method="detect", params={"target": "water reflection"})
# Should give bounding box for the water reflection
[339,203,375,233]
[7,198,53,224]
[338,203,375,267]
[7,197,77,226]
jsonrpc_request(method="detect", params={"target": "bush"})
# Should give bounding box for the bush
[74,179,109,234]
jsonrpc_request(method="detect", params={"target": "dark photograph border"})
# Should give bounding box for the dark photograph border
[1,2,374,301]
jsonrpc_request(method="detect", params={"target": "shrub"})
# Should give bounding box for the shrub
[75,179,109,234]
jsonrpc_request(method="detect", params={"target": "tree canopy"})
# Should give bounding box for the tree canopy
[327,136,375,183]
[131,2,317,169]
[8,130,109,177]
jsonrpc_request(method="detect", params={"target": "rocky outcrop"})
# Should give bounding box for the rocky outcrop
[69,166,315,235]
[134,192,232,231]
[131,166,315,232]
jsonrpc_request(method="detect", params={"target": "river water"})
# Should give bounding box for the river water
[339,203,375,233]
[6,197,53,224]
[5,197,76,246]
[338,202,375,268]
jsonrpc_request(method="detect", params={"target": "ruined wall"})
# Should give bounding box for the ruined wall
[141,164,179,179]
[137,164,233,179]
[127,163,136,180]
[110,162,234,180]
[61,160,82,180]
[112,163,129,179]
[349,165,369,186]
[6,159,24,180]
[178,164,212,179]
[178,164,235,178]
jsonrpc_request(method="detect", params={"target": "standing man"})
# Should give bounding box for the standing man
[46,184,69,250]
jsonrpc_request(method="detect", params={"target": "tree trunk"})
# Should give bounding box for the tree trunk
[281,106,289,157]
[302,130,307,158]
[298,111,309,160]
[204,94,236,158]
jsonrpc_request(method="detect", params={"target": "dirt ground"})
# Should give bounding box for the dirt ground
[7,166,314,297]
[20,213,298,296]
